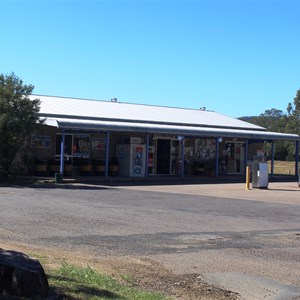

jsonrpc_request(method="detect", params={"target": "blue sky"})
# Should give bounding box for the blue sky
[1,0,299,117]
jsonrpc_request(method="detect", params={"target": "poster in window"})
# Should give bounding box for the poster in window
[92,138,106,151]
[225,143,234,158]
[31,136,50,149]
[73,135,90,157]
[194,139,215,160]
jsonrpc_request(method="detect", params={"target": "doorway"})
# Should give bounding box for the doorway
[226,142,244,174]
[156,139,171,174]
[156,139,180,175]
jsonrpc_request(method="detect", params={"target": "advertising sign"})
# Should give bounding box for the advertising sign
[130,145,146,177]
[73,135,90,157]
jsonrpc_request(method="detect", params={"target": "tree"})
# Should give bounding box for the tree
[0,73,40,176]
[240,109,287,133]
[239,101,297,161]
[286,88,300,135]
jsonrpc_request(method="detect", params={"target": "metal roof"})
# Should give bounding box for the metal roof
[44,117,299,141]
[32,95,300,141]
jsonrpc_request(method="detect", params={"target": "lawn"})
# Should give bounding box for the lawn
[48,262,167,300]
[267,160,297,175]
[28,252,168,300]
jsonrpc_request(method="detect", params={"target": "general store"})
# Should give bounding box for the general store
[31,95,300,180]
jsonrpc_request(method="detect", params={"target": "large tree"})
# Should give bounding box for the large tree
[240,108,287,133]
[286,88,300,135]
[0,73,40,176]
[239,89,300,161]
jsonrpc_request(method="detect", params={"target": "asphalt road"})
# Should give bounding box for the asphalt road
[1,182,300,299]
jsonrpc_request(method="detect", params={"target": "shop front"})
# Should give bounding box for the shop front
[33,130,183,178]
[31,126,286,180]
[30,95,300,180]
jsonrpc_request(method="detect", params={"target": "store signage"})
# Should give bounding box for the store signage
[130,137,142,144]
[257,149,264,157]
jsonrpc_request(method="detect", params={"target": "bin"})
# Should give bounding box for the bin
[252,161,268,189]
[55,173,63,184]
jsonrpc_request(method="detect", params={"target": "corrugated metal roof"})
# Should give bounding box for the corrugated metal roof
[32,95,265,131]
[44,117,300,141]
[32,95,300,141]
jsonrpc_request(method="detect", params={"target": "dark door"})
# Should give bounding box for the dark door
[156,139,171,174]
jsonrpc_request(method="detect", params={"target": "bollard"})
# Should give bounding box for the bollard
[245,165,250,190]
[55,173,63,184]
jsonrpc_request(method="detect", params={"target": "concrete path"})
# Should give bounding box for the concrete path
[202,272,300,300]
[120,181,300,205]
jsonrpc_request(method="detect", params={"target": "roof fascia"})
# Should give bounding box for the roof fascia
[42,118,300,142]
[39,113,267,133]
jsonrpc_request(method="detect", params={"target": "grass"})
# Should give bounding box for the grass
[267,160,297,175]
[48,262,168,300]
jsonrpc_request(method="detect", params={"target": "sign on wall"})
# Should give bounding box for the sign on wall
[73,135,90,157]
[31,136,50,149]
[92,138,106,151]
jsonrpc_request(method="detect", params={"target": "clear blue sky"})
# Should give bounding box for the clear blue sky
[1,0,299,117]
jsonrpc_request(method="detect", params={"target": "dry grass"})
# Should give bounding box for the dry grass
[267,160,297,175]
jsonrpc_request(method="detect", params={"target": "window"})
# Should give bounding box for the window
[55,134,72,157]
[55,134,91,158]
[73,134,90,158]
[31,136,50,149]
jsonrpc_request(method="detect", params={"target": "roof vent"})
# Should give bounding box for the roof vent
[200,107,206,111]
[111,98,118,102]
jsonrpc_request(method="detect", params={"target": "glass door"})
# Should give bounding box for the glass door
[226,142,244,174]
[155,139,180,175]
[156,139,171,174]
[171,140,180,175]
[235,143,244,173]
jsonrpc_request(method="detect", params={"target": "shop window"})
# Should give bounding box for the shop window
[73,134,90,158]
[91,138,106,151]
[55,134,72,157]
[194,138,216,160]
[31,136,50,149]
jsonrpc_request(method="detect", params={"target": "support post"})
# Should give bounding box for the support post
[181,138,185,179]
[59,130,65,175]
[271,141,275,178]
[105,131,110,178]
[145,133,150,179]
[295,141,299,177]
[215,138,219,178]
[244,139,248,177]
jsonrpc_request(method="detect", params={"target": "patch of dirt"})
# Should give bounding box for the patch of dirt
[0,241,240,300]
[108,257,240,300]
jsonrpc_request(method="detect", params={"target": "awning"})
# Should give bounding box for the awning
[43,117,300,141]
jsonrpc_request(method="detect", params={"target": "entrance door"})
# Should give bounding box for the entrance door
[226,142,244,174]
[156,139,171,174]
[171,140,180,175]
[235,143,243,173]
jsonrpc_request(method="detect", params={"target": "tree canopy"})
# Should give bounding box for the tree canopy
[0,73,40,176]
[286,89,300,135]
[239,88,300,161]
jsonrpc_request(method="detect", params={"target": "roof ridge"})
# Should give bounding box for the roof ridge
[32,94,214,113]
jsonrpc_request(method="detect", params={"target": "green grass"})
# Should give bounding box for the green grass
[48,262,168,300]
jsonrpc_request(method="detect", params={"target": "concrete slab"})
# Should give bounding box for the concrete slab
[119,181,300,205]
[201,272,300,300]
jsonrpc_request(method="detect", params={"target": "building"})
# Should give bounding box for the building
[30,95,300,179]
